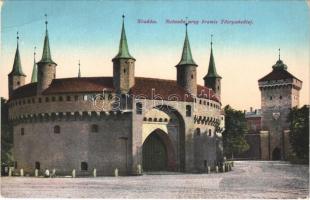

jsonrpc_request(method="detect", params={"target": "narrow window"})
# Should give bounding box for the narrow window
[191,74,194,79]
[123,69,126,74]
[91,124,98,133]
[38,98,42,103]
[59,96,63,101]
[148,118,152,122]
[270,96,272,100]
[143,117,147,121]
[279,96,282,100]
[45,97,49,102]
[52,96,56,102]
[154,118,158,122]
[186,105,192,117]
[136,102,142,115]
[66,96,71,101]
[81,162,88,171]
[35,162,40,170]
[74,95,79,101]
[54,125,60,134]
[17,81,20,86]
[199,100,202,104]
[208,129,212,136]
[21,128,25,136]
[159,118,163,122]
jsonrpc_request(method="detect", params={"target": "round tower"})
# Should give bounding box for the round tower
[176,22,198,95]
[203,35,222,101]
[8,32,26,98]
[37,15,57,94]
[112,15,136,94]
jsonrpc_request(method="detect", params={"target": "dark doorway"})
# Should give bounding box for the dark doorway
[143,132,168,171]
[35,162,40,170]
[272,147,281,160]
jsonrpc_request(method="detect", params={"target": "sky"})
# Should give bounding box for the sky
[0,1,309,110]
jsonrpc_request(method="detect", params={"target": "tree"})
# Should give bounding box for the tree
[287,105,309,163]
[1,97,13,166]
[222,105,249,159]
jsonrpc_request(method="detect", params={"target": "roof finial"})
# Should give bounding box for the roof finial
[78,60,81,78]
[45,14,48,31]
[16,31,19,46]
[34,46,36,59]
[185,17,188,27]
[278,48,281,60]
[211,34,213,48]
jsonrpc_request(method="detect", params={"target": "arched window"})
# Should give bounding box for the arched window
[21,128,25,136]
[136,102,142,115]
[81,162,88,171]
[148,118,152,122]
[159,118,163,122]
[196,128,201,136]
[186,105,192,117]
[143,117,147,121]
[208,129,212,136]
[91,124,99,133]
[154,118,158,122]
[54,125,60,134]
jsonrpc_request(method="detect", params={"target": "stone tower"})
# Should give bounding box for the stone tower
[112,15,136,94]
[176,23,198,96]
[203,35,222,101]
[37,16,57,94]
[258,50,302,160]
[31,47,38,83]
[8,32,26,98]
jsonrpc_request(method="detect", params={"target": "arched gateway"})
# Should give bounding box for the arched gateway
[142,105,185,172]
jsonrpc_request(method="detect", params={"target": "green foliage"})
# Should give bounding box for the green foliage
[288,105,309,163]
[222,105,249,158]
[1,97,13,165]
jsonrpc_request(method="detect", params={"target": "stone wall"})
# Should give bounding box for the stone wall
[13,113,131,176]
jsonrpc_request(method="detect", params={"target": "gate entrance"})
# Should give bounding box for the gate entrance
[142,132,168,171]
[272,147,281,160]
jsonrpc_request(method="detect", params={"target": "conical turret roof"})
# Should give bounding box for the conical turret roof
[113,15,135,61]
[9,33,26,77]
[177,23,197,66]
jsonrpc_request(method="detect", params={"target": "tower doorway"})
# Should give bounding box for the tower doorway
[272,147,281,160]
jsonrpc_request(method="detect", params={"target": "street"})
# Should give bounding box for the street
[1,161,308,198]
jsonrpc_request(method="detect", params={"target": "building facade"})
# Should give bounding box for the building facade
[8,17,225,176]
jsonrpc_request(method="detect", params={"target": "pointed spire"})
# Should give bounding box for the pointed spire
[78,60,81,78]
[31,46,38,82]
[204,34,221,78]
[113,15,135,60]
[9,32,26,76]
[278,48,281,60]
[177,19,197,66]
[38,14,56,64]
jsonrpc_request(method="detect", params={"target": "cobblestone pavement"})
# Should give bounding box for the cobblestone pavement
[1,161,309,198]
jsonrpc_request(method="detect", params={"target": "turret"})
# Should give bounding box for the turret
[203,35,222,101]
[31,46,38,83]
[175,22,198,95]
[37,15,57,94]
[8,32,26,98]
[112,15,135,94]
